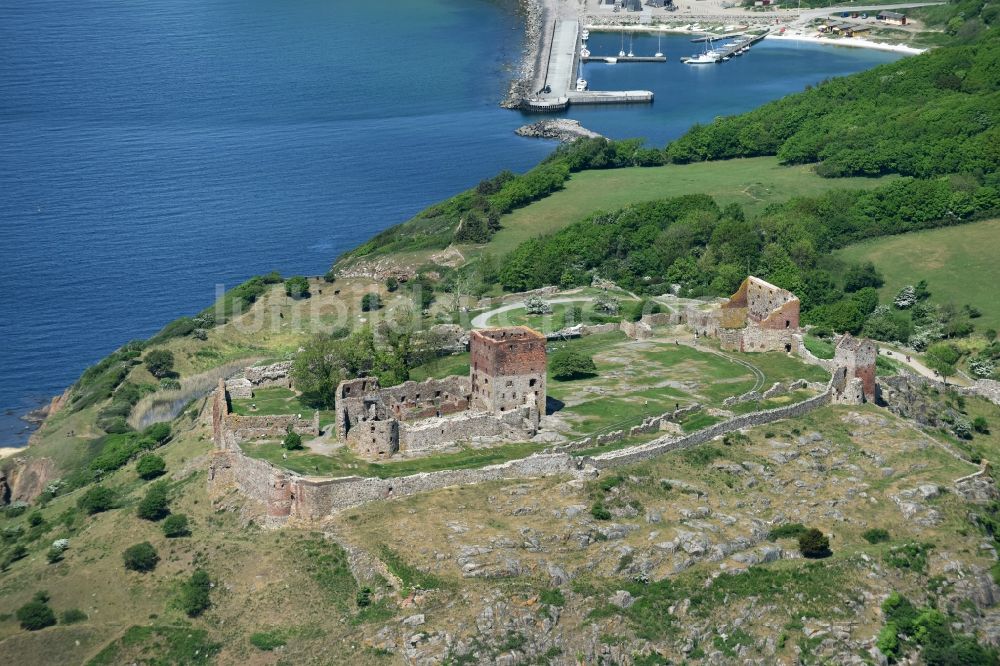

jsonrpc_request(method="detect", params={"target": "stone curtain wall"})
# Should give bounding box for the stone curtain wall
[226,412,319,442]
[400,408,530,454]
[582,389,833,469]
[377,376,471,421]
[291,452,579,517]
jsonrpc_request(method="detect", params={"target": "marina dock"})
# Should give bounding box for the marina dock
[581,55,667,63]
[522,19,654,113]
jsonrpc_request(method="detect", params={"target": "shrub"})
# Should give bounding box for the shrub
[144,422,172,444]
[323,270,337,283]
[768,523,807,541]
[876,623,900,660]
[524,295,553,315]
[356,586,373,607]
[46,546,64,564]
[162,514,190,538]
[78,486,115,515]
[360,293,382,312]
[973,416,990,434]
[593,293,621,315]
[863,528,891,544]
[953,418,973,440]
[250,631,286,651]
[136,482,170,521]
[136,454,166,480]
[591,503,611,520]
[144,349,175,379]
[284,276,310,298]
[283,431,303,451]
[550,349,598,380]
[123,542,159,572]
[178,569,211,617]
[61,608,88,624]
[386,276,398,292]
[798,528,832,559]
[16,599,56,631]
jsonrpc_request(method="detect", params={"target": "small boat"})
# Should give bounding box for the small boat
[654,34,663,58]
[604,57,618,64]
[581,47,590,58]
[619,28,626,58]
[576,78,588,91]
[581,29,590,40]
[627,32,634,58]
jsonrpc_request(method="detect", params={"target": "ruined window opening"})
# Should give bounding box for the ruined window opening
[785,320,790,328]
[785,343,792,353]
[435,390,441,397]
[529,379,537,387]
[506,380,513,387]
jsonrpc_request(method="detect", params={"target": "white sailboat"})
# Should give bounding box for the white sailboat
[581,29,590,41]
[619,29,626,58]
[627,32,634,58]
[576,59,587,91]
[681,37,720,64]
[655,33,663,58]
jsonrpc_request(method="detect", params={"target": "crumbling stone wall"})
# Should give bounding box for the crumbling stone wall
[210,380,318,448]
[470,327,547,417]
[244,361,293,388]
[377,377,471,421]
[716,277,801,352]
[399,408,531,454]
[347,419,399,459]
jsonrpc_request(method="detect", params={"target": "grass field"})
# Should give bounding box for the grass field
[477,157,893,257]
[835,219,1000,330]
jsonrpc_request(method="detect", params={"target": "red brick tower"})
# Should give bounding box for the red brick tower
[470,327,547,418]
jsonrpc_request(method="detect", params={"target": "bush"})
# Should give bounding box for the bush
[46,546,64,564]
[323,270,337,283]
[386,276,398,292]
[162,514,190,538]
[591,503,612,520]
[78,486,115,515]
[550,349,598,380]
[123,542,159,572]
[524,295,553,315]
[283,431,303,451]
[16,599,56,631]
[136,482,170,521]
[360,293,382,312]
[178,569,211,617]
[61,608,88,624]
[973,416,990,434]
[356,586,373,607]
[863,528,891,544]
[798,528,832,559]
[768,523,808,540]
[144,422,172,444]
[136,454,166,480]
[284,276,310,298]
[250,631,286,651]
[144,349,175,379]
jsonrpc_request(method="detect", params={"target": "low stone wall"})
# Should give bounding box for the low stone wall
[723,379,812,407]
[554,404,701,452]
[582,389,833,469]
[226,412,319,442]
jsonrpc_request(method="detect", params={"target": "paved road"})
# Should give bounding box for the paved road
[789,2,945,27]
[471,297,594,329]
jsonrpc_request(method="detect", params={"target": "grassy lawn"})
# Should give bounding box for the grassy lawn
[230,386,335,428]
[409,352,470,382]
[835,218,1000,330]
[803,335,835,360]
[477,157,894,257]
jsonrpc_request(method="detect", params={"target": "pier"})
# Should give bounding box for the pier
[581,55,667,63]
[522,19,653,113]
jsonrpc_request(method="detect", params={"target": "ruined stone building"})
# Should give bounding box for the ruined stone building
[336,326,547,460]
[717,276,801,353]
[832,334,878,403]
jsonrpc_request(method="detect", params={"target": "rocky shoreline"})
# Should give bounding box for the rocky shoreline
[515,119,602,142]
[501,0,545,109]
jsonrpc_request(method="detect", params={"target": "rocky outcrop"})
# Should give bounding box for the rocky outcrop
[0,456,58,505]
[515,119,602,142]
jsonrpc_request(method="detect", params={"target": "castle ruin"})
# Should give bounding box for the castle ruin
[717,276,801,353]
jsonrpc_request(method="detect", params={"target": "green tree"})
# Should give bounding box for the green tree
[144,349,175,379]
[550,349,598,380]
[386,276,399,292]
[144,422,172,444]
[16,599,56,631]
[123,542,159,572]
[843,262,884,293]
[136,454,166,480]
[162,514,190,538]
[136,482,170,521]
[77,486,115,515]
[178,569,212,617]
[284,276,310,299]
[361,293,382,312]
[798,528,831,559]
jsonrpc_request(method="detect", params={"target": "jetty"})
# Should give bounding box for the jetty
[682,32,768,64]
[522,19,653,113]
[581,55,667,63]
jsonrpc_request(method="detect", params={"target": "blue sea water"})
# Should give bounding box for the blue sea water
[0,0,901,445]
